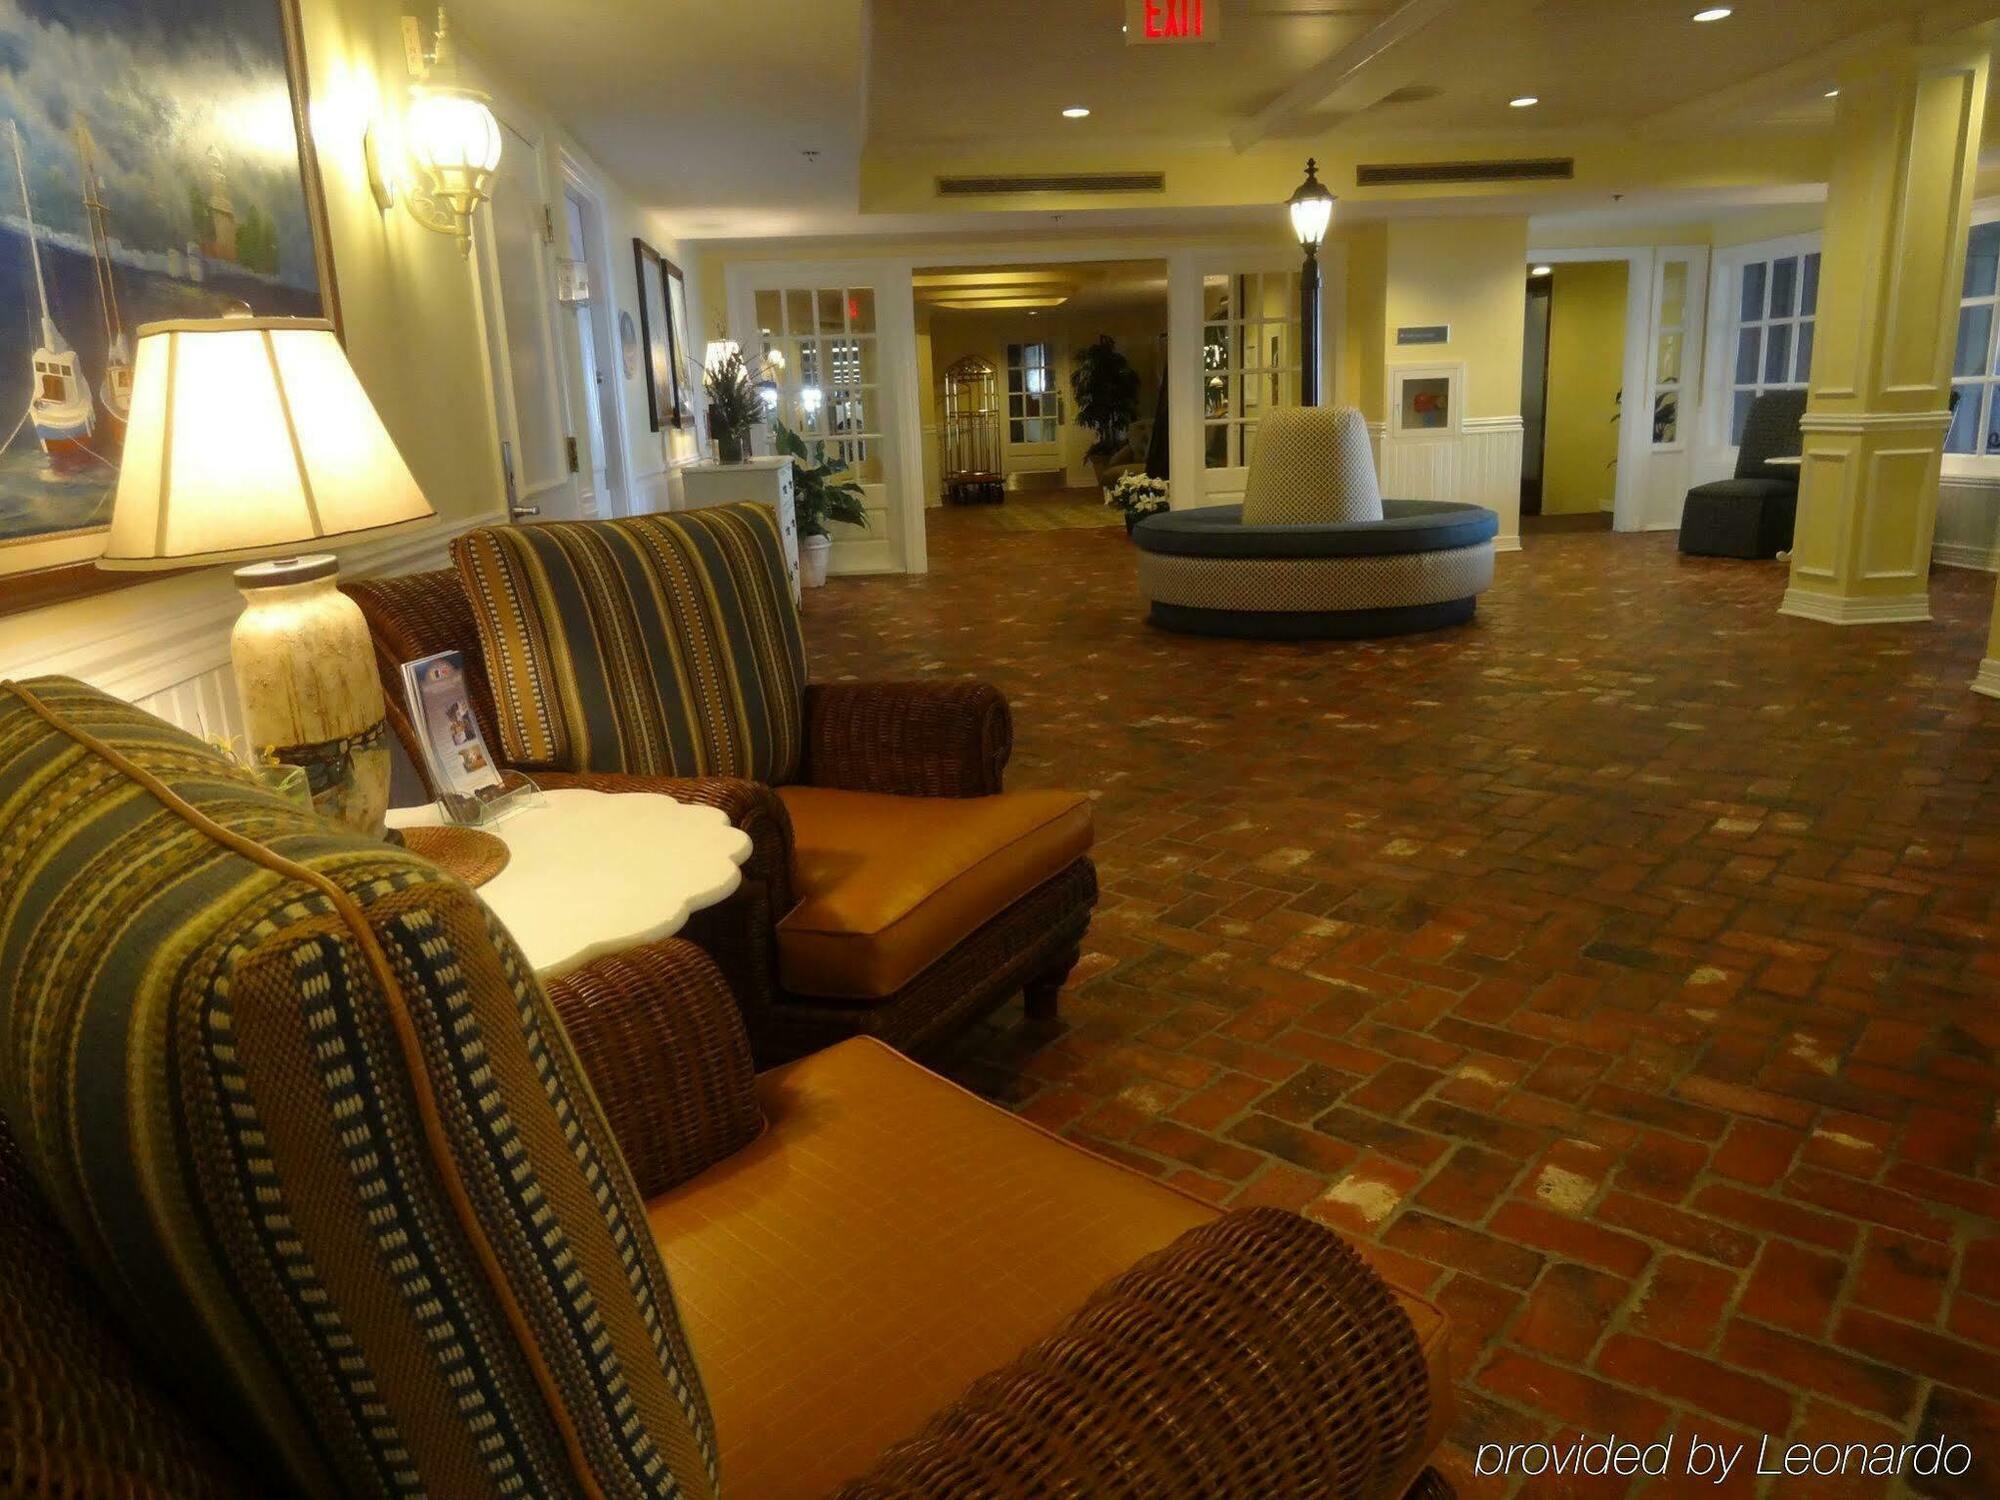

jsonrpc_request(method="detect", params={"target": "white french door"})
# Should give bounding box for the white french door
[473,113,583,523]
[728,261,920,575]
[1169,248,1320,506]
[1633,246,1710,531]
[1003,338,1063,478]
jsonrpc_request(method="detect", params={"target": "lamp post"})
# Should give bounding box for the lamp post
[1288,158,1336,406]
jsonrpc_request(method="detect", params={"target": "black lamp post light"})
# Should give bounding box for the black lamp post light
[1288,158,1336,407]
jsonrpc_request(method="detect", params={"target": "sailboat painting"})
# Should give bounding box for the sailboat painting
[0,0,335,602]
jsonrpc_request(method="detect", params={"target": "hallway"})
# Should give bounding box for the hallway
[805,525,2000,1496]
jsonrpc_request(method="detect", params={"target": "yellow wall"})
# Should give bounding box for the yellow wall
[1541,262,1628,515]
[0,0,698,664]
[1384,217,1529,419]
[1340,223,1388,421]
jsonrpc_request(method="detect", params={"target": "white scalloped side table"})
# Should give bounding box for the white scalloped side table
[389,788,751,979]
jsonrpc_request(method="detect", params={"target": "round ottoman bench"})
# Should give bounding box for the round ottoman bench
[1134,499,1499,639]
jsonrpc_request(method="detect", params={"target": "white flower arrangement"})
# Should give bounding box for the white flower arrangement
[1106,473,1170,518]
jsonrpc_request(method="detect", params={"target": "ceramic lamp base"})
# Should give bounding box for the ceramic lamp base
[231,555,391,837]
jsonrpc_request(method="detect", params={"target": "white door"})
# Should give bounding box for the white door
[559,190,614,516]
[474,115,582,523]
[1003,337,1063,479]
[1631,247,1710,531]
[728,262,920,575]
[1170,251,1307,506]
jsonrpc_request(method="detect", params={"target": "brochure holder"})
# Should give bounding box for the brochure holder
[398,650,539,829]
[438,771,543,829]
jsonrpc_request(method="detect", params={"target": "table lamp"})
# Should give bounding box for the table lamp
[98,316,436,836]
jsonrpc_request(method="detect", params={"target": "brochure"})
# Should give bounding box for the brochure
[399,651,505,802]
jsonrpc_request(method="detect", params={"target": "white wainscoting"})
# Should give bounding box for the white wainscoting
[1934,476,2000,571]
[1371,416,1525,552]
[0,511,506,748]
[633,464,678,515]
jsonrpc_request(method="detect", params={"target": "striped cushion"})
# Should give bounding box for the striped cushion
[1241,407,1385,527]
[454,505,807,783]
[0,678,719,1500]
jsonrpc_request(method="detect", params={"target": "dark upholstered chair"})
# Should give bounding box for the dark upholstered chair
[0,679,1456,1500]
[1678,388,1809,559]
[347,505,1094,1066]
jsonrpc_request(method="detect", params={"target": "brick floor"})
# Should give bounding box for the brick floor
[804,513,2000,1497]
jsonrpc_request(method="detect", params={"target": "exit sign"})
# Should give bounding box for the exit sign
[1127,0,1215,43]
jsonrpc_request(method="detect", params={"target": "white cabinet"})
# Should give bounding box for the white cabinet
[679,457,800,603]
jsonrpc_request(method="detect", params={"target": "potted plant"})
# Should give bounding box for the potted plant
[775,421,868,586]
[704,349,765,463]
[1070,334,1142,485]
[1105,473,1169,536]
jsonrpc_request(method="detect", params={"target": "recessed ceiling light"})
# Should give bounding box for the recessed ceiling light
[1692,6,1731,21]
[1510,96,1540,108]
[1063,106,1091,119]
[1531,265,1553,277]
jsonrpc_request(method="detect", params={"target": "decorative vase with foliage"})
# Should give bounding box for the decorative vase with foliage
[1070,334,1142,481]
[705,350,764,464]
[1105,473,1169,536]
[775,421,868,587]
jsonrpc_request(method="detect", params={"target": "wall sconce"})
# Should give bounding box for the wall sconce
[364,8,503,256]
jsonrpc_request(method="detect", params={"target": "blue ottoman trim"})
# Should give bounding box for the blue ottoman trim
[1134,500,1499,559]
[1147,597,1479,639]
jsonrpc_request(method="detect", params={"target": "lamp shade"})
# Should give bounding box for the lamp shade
[100,317,434,569]
[1288,158,1336,250]
[407,84,504,181]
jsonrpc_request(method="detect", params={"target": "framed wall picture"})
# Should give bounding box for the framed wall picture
[0,0,339,616]
[664,259,694,431]
[633,238,678,433]
[1388,362,1464,439]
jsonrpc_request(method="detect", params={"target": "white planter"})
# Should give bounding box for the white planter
[800,534,832,588]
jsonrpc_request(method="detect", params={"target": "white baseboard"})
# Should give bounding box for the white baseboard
[1932,541,2000,573]
[1974,659,2000,700]
[1495,535,1523,553]
[1779,588,1933,625]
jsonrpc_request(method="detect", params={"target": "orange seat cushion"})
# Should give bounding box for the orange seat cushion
[646,1039,1217,1499]
[646,1039,1451,1500]
[774,786,1093,1000]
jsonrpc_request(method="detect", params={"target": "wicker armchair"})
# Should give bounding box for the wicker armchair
[346,557,1093,1065]
[0,683,1453,1498]
[0,934,1455,1499]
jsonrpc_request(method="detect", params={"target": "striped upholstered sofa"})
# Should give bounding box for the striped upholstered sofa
[347,502,1095,1064]
[0,678,1456,1499]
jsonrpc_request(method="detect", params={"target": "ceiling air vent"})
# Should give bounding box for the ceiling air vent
[937,172,1167,197]
[1356,158,1575,187]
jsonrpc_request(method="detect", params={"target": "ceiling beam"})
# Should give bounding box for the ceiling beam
[1643,6,2000,133]
[1231,0,1463,152]
[912,270,1081,289]
[924,296,1074,311]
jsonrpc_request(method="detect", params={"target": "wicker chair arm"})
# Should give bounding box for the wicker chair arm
[802,681,1012,799]
[831,1208,1436,1500]
[543,938,762,1200]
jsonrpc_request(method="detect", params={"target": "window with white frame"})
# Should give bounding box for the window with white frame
[1727,250,1820,444]
[1652,258,1691,449]
[1946,218,2000,462]
[754,286,883,484]
[1007,342,1058,445]
[1201,270,1301,470]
